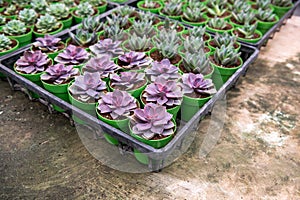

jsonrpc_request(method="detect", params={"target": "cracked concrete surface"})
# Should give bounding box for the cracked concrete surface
[1,16,300,199]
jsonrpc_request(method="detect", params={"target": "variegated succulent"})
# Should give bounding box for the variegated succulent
[256,8,277,22]
[236,22,258,39]
[3,20,27,36]
[183,7,206,22]
[3,4,17,16]
[161,1,183,16]
[103,24,126,41]
[82,15,103,33]
[182,36,205,54]
[272,0,292,7]
[31,0,48,13]
[126,33,152,52]
[208,18,228,30]
[0,34,12,51]
[232,11,256,25]
[106,13,129,30]
[90,0,107,7]
[131,19,155,37]
[211,32,237,48]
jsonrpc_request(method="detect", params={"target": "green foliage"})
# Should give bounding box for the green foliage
[256,8,277,22]
[162,1,182,16]
[75,2,95,18]
[183,7,206,22]
[47,3,70,20]
[212,32,237,48]
[69,28,98,46]
[126,33,152,52]
[182,51,211,74]
[272,0,292,7]
[4,4,17,16]
[208,17,228,29]
[0,34,12,51]
[31,0,49,13]
[183,36,205,54]
[232,11,256,25]
[3,20,27,36]
[213,45,241,66]
[236,22,258,39]
[18,9,37,26]
[131,19,155,37]
[36,14,60,33]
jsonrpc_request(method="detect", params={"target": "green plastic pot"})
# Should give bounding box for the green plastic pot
[96,104,131,145]
[61,15,73,29]
[271,4,293,18]
[207,40,241,53]
[8,27,33,47]
[108,79,148,99]
[158,10,182,20]
[41,79,70,112]
[231,29,263,44]
[206,24,234,34]
[257,15,279,35]
[96,3,107,14]
[181,95,212,121]
[137,1,163,14]
[33,22,63,38]
[178,60,215,79]
[179,29,211,43]
[0,39,19,57]
[180,16,208,27]
[72,9,99,24]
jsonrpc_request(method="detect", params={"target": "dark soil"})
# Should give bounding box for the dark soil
[208,23,233,31]
[150,49,182,65]
[117,59,147,71]
[233,30,261,40]
[209,40,240,50]
[206,11,231,19]
[179,62,213,75]
[182,17,206,23]
[34,23,62,34]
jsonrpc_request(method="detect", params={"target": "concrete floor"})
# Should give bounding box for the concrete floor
[1,15,300,200]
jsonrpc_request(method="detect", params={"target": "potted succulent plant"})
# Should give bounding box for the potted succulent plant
[0,0,9,13]
[250,0,273,12]
[113,5,138,19]
[208,32,240,52]
[96,89,138,145]
[109,71,147,98]
[156,19,185,34]
[31,35,66,60]
[63,0,80,11]
[117,51,152,72]
[0,34,19,57]
[81,56,120,82]
[159,0,183,20]
[130,19,157,38]
[180,26,211,43]
[122,33,153,53]
[68,28,98,49]
[55,44,90,69]
[18,8,37,28]
[206,17,234,34]
[232,22,263,44]
[34,14,63,38]
[72,2,98,24]
[141,77,183,120]
[81,15,104,34]
[181,6,208,27]
[106,13,132,30]
[2,19,32,47]
[31,0,48,14]
[229,0,251,13]
[46,3,73,29]
[68,71,107,124]
[271,0,293,18]
[0,16,10,31]
[89,0,107,14]
[178,36,210,56]
[180,73,217,121]
[137,0,163,14]
[101,23,128,41]
[230,10,256,28]
[206,1,231,20]
[11,0,31,9]
[89,38,124,59]
[256,8,279,34]
[41,63,79,112]
[145,59,181,82]
[1,4,19,19]
[14,50,52,98]
[210,45,243,88]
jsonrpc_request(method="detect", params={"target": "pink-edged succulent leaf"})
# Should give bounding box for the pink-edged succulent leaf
[34,34,62,52]
[55,44,90,65]
[181,73,217,95]
[118,51,152,70]
[90,38,124,58]
[145,59,181,82]
[111,71,145,91]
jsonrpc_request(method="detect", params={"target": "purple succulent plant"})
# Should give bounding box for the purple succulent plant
[82,56,120,79]
[118,51,152,70]
[34,34,63,52]
[181,73,217,96]
[97,90,137,120]
[130,103,175,140]
[143,77,183,107]
[68,72,107,102]
[15,50,51,74]
[89,39,124,58]
[110,71,145,91]
[55,44,90,65]
[145,59,181,82]
[41,64,79,85]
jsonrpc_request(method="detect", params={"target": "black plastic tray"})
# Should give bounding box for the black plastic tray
[0,8,259,172]
[128,0,300,49]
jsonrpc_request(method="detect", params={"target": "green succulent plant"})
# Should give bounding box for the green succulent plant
[232,11,256,25]
[143,0,157,8]
[272,0,292,7]
[18,9,37,26]
[89,0,107,7]
[183,7,206,22]
[206,0,228,8]
[255,0,272,10]
[63,0,78,8]
[208,18,228,29]
[212,32,237,48]
[106,13,129,29]
[182,51,211,74]
[131,19,155,37]
[12,0,30,7]
[231,0,251,13]
[139,11,157,25]
[236,22,258,39]
[31,0,49,13]
[75,2,95,18]
[47,3,70,20]
[186,0,206,11]
[256,8,277,22]
[0,34,12,51]
[161,1,183,16]
[0,16,6,26]
[115,6,135,17]
[213,45,241,67]
[82,15,103,33]
[182,36,205,54]
[3,20,27,36]
[69,29,98,47]
[206,3,228,17]
[36,14,60,33]
[4,4,18,16]
[153,29,181,46]
[126,33,152,52]
[103,24,125,41]
[156,41,179,59]
[189,26,207,39]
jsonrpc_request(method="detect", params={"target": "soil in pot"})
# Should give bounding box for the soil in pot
[150,49,182,65]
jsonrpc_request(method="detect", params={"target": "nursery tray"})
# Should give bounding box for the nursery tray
[0,8,259,172]
[128,0,300,49]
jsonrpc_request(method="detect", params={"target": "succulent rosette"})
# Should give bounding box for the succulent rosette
[130,103,175,140]
[143,77,183,107]
[118,51,152,70]
[97,90,137,120]
[41,64,79,85]
[181,73,217,97]
[82,56,120,79]
[15,50,51,74]
[34,35,63,53]
[110,71,145,91]
[145,59,181,82]
[90,39,124,58]
[68,72,106,102]
[55,45,90,66]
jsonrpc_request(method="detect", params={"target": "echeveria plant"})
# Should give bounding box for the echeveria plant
[82,56,120,78]
[118,51,152,70]
[0,34,12,51]
[75,2,95,18]
[82,15,103,33]
[143,77,183,107]
[47,3,70,20]
[97,90,137,120]
[31,0,48,13]
[69,29,98,47]
[145,59,181,82]
[256,8,277,22]
[36,14,61,33]
[15,50,50,74]
[3,4,17,16]
[89,39,124,58]
[272,0,292,7]
[110,71,145,91]
[130,103,175,140]
[2,20,27,36]
[55,45,90,65]
[182,51,212,75]
[213,45,241,67]
[18,8,37,26]
[181,73,217,96]
[211,32,237,48]
[41,64,79,85]
[68,72,106,102]
[182,36,205,54]
[34,35,63,52]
